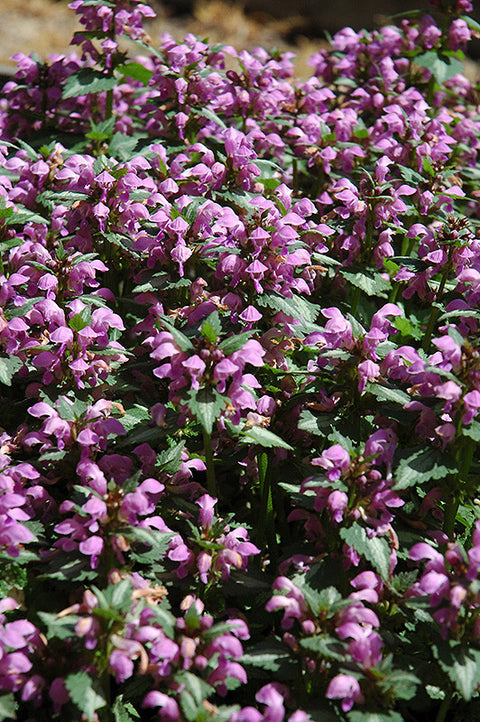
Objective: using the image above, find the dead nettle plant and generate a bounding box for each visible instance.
[1,0,480,720]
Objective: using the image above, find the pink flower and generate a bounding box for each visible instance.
[463,390,480,425]
[326,674,365,712]
[358,359,380,393]
[312,444,350,481]
[197,494,216,529]
[143,691,180,721]
[182,355,206,390]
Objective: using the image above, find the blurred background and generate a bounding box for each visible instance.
[1,0,479,81]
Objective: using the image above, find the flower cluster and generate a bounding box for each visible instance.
[1,0,480,718]
[408,523,480,639]
[0,599,43,704]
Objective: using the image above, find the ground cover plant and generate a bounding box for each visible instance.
[1,0,480,719]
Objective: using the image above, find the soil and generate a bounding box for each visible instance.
[0,0,325,80]
[0,0,478,82]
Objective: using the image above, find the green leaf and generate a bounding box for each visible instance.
[103,231,139,256]
[239,425,293,450]
[184,599,202,631]
[38,611,77,640]
[462,421,480,442]
[353,126,369,139]
[253,159,282,189]
[300,634,345,661]
[334,72,363,86]
[186,387,226,434]
[175,672,212,721]
[201,310,221,339]
[55,395,88,422]
[38,553,95,583]
[218,331,253,355]
[340,526,391,580]
[199,106,227,130]
[113,696,140,721]
[145,604,176,639]
[297,409,332,436]
[435,642,480,701]
[422,156,435,178]
[157,442,185,474]
[65,671,106,722]
[393,315,423,340]
[119,404,151,433]
[257,293,319,327]
[397,165,425,184]
[159,316,194,352]
[379,670,420,701]
[241,639,298,677]
[86,130,111,142]
[464,15,480,34]
[0,694,16,721]
[0,562,27,598]
[394,447,457,490]
[179,197,208,225]
[340,270,390,298]
[349,713,403,722]
[69,311,92,331]
[86,117,115,141]
[126,527,172,564]
[108,133,140,161]
[62,68,118,99]
[439,308,480,323]
[4,296,43,320]
[0,356,22,386]
[390,570,418,594]
[0,237,23,252]
[201,321,218,344]
[109,578,133,612]
[179,689,199,722]
[414,51,463,84]
[365,383,410,406]
[118,61,153,85]
[0,205,14,220]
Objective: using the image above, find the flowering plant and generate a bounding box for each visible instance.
[1,0,480,719]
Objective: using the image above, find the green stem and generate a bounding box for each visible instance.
[435,693,451,722]
[390,234,417,303]
[388,281,399,304]
[257,451,277,562]
[105,87,114,121]
[203,429,216,496]
[99,670,112,722]
[422,267,449,352]
[364,208,374,255]
[257,451,268,547]
[426,74,436,106]
[444,438,475,539]
[350,285,361,317]
[292,159,298,194]
[444,493,459,540]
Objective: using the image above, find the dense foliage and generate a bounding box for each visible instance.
[1,0,480,719]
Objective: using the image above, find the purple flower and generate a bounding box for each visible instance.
[463,390,480,425]
[229,708,263,722]
[78,535,104,568]
[357,359,380,393]
[197,494,216,529]
[256,683,288,722]
[326,674,364,712]
[311,444,350,481]
[143,691,180,721]
[49,677,69,714]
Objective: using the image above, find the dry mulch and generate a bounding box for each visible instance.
[0,0,323,79]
